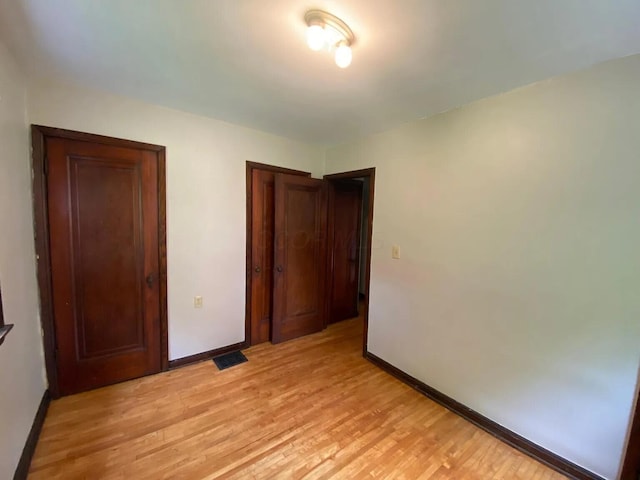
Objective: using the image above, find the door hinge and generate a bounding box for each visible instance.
[43,154,49,176]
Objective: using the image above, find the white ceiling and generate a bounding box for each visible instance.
[1,0,639,145]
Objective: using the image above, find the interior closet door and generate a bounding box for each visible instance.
[46,136,163,395]
[271,174,327,343]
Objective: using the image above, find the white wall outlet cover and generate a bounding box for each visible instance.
[194,296,203,308]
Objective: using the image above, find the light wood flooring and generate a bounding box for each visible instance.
[30,312,566,479]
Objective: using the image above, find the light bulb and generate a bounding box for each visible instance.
[334,43,352,68]
[323,26,341,48]
[306,24,325,51]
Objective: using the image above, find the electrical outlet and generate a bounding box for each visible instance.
[194,296,203,308]
[392,245,400,259]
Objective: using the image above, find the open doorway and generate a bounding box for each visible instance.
[326,179,363,324]
[324,168,375,355]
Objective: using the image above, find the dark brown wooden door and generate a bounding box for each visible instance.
[250,169,275,345]
[272,174,327,343]
[47,137,162,395]
[328,180,363,323]
[621,393,640,480]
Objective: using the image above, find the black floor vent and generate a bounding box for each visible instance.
[213,351,248,370]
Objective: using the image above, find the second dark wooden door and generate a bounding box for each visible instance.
[328,180,363,323]
[272,174,327,343]
[621,393,640,480]
[250,169,275,344]
[47,136,162,395]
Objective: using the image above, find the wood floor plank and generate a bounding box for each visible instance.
[29,312,567,479]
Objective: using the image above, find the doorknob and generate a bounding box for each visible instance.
[145,274,155,288]
[254,266,261,273]
[276,265,283,273]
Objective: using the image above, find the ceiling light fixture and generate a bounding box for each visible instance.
[304,10,355,68]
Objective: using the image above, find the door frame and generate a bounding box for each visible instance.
[245,161,310,346]
[31,125,169,398]
[323,168,375,356]
[620,373,640,479]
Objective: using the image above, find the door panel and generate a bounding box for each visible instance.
[47,137,161,395]
[71,156,145,357]
[329,181,363,323]
[272,174,327,343]
[250,169,275,345]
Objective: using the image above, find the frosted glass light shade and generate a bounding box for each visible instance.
[306,25,325,51]
[334,43,352,68]
[304,10,356,68]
